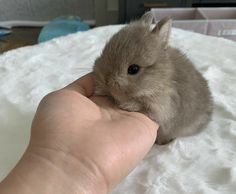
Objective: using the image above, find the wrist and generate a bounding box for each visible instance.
[0,145,108,194]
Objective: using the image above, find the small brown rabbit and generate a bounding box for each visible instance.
[93,12,213,145]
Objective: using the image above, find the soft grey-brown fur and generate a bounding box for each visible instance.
[93,12,213,144]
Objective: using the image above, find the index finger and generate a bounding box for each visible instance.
[63,72,95,97]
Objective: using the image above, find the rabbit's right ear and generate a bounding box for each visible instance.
[140,11,154,26]
[152,17,172,49]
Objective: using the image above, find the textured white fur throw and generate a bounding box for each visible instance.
[0,25,236,194]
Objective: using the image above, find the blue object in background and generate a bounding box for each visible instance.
[38,16,90,43]
[0,28,11,37]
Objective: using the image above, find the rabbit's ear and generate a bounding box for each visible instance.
[152,17,172,49]
[140,11,154,26]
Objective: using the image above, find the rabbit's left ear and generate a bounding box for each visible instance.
[152,18,172,48]
[140,11,154,26]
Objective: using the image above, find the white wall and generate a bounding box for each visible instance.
[0,0,94,21]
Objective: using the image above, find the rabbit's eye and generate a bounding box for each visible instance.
[128,64,140,75]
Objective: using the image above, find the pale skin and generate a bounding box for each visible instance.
[0,73,158,194]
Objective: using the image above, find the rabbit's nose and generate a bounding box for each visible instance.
[107,78,121,89]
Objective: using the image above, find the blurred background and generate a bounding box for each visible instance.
[1,0,236,52]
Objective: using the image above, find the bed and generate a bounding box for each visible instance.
[0,25,236,194]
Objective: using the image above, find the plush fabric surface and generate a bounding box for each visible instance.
[0,25,236,193]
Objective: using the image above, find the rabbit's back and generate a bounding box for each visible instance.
[155,48,213,144]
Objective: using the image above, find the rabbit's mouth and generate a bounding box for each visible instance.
[108,87,144,112]
[114,97,143,112]
[110,87,130,99]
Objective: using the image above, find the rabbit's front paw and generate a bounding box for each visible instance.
[155,128,174,145]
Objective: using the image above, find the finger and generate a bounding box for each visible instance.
[127,112,159,136]
[114,114,158,182]
[115,112,158,149]
[64,72,95,97]
[99,113,158,191]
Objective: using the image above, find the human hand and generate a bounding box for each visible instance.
[0,73,158,194]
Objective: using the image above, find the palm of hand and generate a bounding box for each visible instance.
[29,74,158,192]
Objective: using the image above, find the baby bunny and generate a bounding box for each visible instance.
[93,12,213,145]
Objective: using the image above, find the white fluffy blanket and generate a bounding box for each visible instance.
[0,25,236,194]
